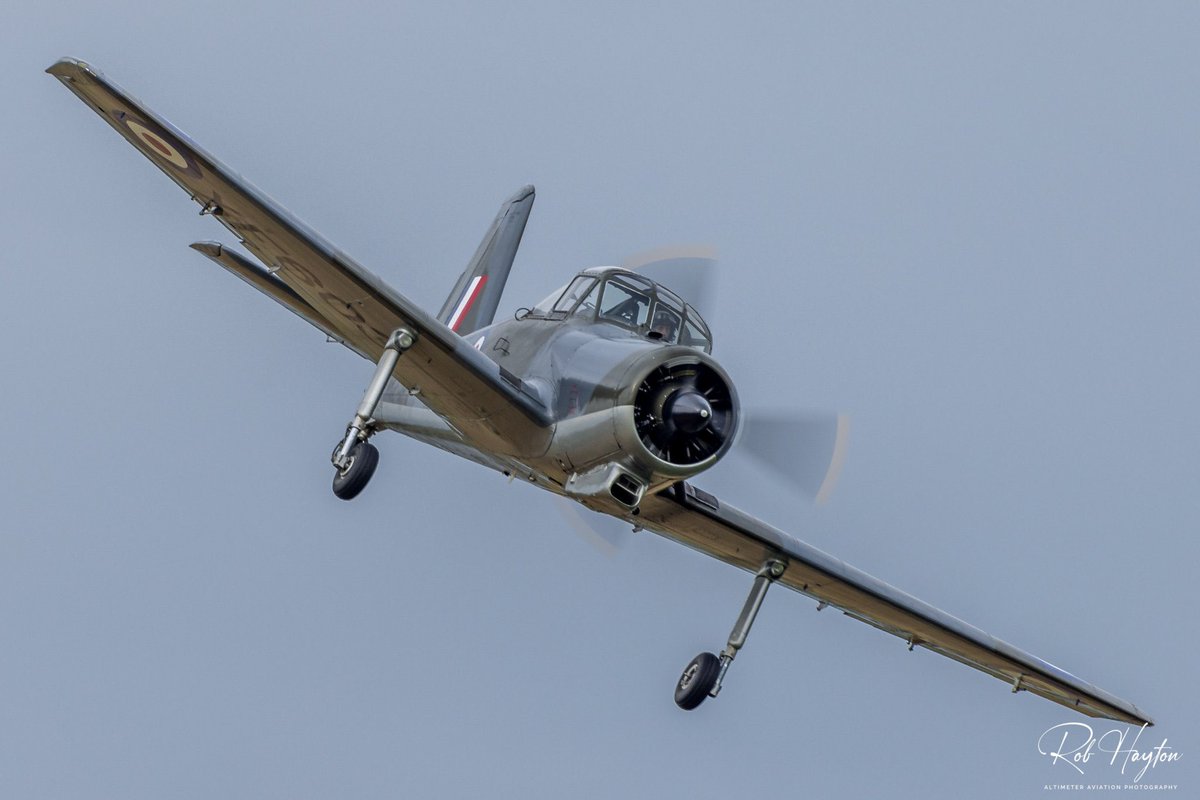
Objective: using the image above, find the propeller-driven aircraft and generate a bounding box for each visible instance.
[48,58,1152,722]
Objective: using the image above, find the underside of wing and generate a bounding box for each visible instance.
[636,483,1153,726]
[47,58,551,458]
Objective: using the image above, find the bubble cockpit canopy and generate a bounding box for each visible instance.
[528,267,713,353]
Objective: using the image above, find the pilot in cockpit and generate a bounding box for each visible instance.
[650,308,679,341]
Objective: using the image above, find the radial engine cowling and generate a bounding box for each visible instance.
[552,347,740,503]
[611,352,740,482]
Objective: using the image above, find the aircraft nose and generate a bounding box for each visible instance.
[665,390,713,434]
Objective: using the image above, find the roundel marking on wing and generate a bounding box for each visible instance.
[125,120,190,170]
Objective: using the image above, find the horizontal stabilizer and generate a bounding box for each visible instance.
[189,241,364,355]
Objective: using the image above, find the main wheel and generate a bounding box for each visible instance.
[674,651,720,710]
[332,441,379,500]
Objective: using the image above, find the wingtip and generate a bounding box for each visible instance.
[507,184,535,204]
[189,241,224,258]
[1108,705,1154,727]
[45,57,94,79]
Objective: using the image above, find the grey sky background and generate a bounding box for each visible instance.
[2,2,1196,797]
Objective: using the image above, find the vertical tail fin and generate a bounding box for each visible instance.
[438,185,535,335]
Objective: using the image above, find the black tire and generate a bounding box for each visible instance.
[674,651,720,710]
[332,442,379,500]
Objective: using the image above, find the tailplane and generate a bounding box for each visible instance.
[438,185,535,334]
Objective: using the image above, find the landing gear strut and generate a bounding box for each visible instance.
[330,327,416,500]
[674,558,787,710]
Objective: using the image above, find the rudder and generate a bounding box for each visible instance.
[438,185,535,335]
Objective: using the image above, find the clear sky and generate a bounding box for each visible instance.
[3,2,1196,797]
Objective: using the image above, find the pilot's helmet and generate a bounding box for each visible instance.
[651,308,679,340]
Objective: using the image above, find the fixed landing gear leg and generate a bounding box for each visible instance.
[330,327,416,500]
[674,558,786,710]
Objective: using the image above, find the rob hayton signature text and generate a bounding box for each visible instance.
[1037,723,1180,783]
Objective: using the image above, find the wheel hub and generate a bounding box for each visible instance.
[679,663,698,689]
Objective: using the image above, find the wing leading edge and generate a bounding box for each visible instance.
[47,58,552,458]
[636,483,1153,726]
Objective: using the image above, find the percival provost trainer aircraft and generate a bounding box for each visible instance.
[49,57,1152,722]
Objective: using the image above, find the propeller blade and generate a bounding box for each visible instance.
[555,496,632,556]
[621,245,717,319]
[735,412,850,504]
[621,244,849,504]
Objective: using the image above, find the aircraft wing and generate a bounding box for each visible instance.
[636,482,1153,726]
[47,58,551,457]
